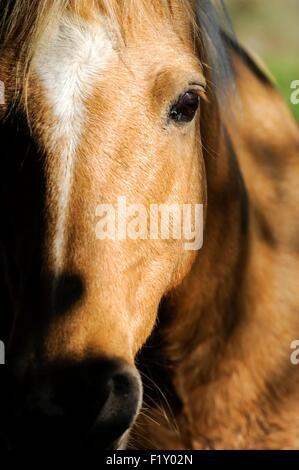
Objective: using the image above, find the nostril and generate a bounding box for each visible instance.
[100,369,142,424]
[85,366,142,449]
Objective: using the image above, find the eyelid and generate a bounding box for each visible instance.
[187,82,207,100]
[188,77,206,89]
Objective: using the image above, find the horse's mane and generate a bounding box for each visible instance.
[0,0,234,104]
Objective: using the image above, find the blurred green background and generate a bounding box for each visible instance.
[226,0,299,122]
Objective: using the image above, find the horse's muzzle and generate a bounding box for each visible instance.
[1,358,142,449]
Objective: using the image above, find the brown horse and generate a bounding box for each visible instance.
[0,0,299,450]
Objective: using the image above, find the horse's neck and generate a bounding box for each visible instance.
[134,108,250,448]
[164,121,250,442]
[162,113,299,450]
[136,100,299,449]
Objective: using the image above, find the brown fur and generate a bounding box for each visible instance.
[131,43,299,450]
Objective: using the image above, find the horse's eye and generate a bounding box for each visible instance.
[169,91,200,124]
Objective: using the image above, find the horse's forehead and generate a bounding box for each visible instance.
[33,14,114,108]
[32,11,197,134]
[31,12,192,272]
[33,11,188,101]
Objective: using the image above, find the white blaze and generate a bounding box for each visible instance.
[33,13,114,272]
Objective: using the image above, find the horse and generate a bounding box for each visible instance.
[0,0,299,450]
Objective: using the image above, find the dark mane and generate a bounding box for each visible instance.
[221,31,273,86]
[196,0,236,101]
